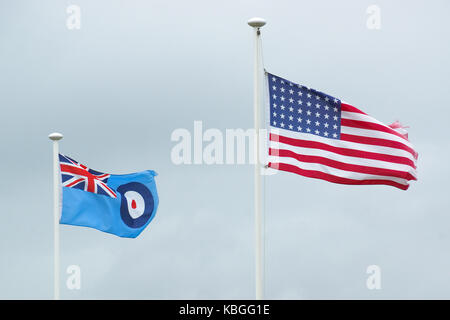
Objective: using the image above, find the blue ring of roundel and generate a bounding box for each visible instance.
[117,182,155,229]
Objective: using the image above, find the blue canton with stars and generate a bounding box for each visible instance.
[268,73,341,140]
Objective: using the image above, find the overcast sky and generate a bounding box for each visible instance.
[0,0,449,299]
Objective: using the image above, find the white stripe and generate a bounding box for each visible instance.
[62,176,79,187]
[270,127,417,165]
[341,111,393,128]
[268,155,409,186]
[62,176,85,187]
[341,111,410,142]
[270,140,417,177]
[97,181,116,197]
[340,125,416,150]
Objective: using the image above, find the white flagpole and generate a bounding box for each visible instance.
[49,132,63,300]
[248,17,266,300]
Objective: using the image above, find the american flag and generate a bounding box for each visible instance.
[266,72,418,190]
[59,154,117,198]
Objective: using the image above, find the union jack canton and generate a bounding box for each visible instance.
[59,154,117,198]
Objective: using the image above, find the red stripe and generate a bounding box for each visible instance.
[86,178,95,193]
[341,103,367,115]
[268,162,409,190]
[341,118,410,142]
[66,178,84,188]
[101,183,117,198]
[270,133,416,169]
[340,133,418,159]
[61,164,97,179]
[270,148,416,181]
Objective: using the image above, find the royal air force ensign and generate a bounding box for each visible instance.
[59,154,159,238]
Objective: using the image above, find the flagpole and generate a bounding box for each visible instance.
[248,17,266,300]
[49,132,63,300]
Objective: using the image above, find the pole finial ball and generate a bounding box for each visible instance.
[48,132,63,141]
[247,17,266,28]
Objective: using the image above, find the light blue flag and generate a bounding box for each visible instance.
[59,154,159,238]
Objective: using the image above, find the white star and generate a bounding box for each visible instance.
[316,103,321,109]
[333,107,338,112]
[298,108,303,113]
[289,115,293,121]
[324,131,329,137]
[324,105,329,111]
[289,107,294,112]
[315,112,320,118]
[272,77,276,82]
[280,114,285,119]
[332,133,337,138]
[307,93,312,98]
[273,121,277,125]
[324,114,329,119]
[298,100,303,105]
[289,98,294,103]
[315,121,320,126]
[289,89,294,94]
[297,126,302,131]
[316,95,320,100]
[281,87,285,93]
[280,122,285,127]
[281,105,285,110]
[272,94,277,99]
[333,98,338,104]
[298,91,303,96]
[272,86,277,90]
[281,80,285,84]
[297,117,302,122]
[306,128,311,132]
[273,112,277,117]
[333,115,338,121]
[307,110,312,116]
[307,102,312,107]
[324,123,329,128]
[306,119,311,125]
[288,124,293,129]
[315,129,320,135]
[273,103,277,108]
[333,124,338,129]
[281,96,285,101]
[325,97,329,102]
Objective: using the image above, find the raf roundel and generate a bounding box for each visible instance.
[117,182,155,229]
